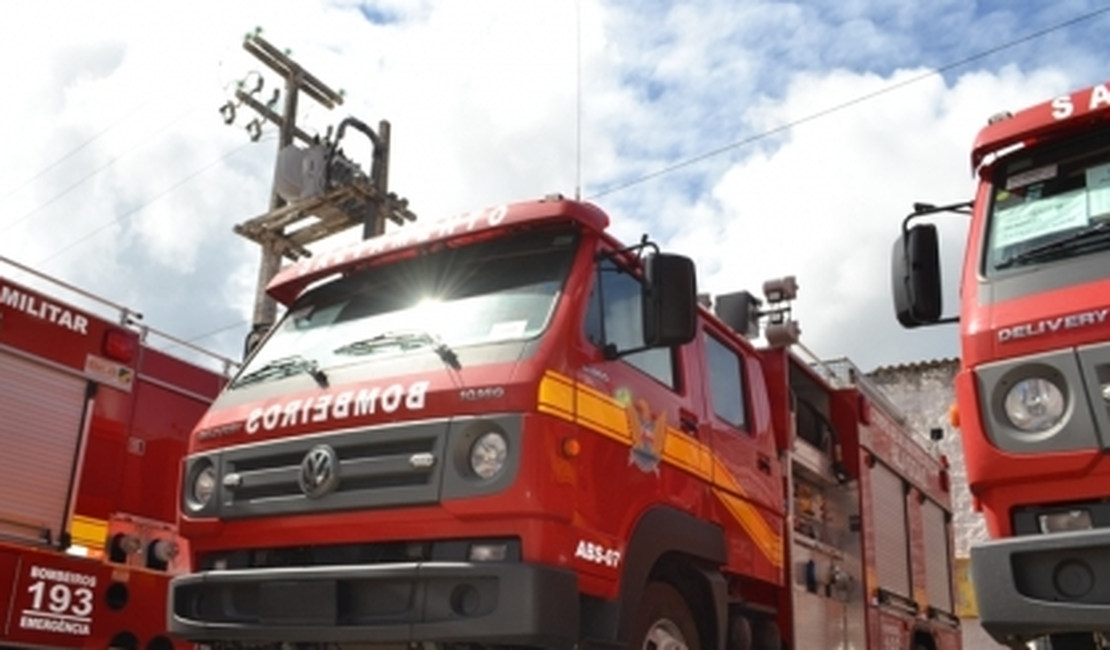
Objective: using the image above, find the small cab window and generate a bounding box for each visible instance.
[704,331,746,430]
[585,258,676,388]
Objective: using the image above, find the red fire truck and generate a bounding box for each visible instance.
[169,196,959,650]
[893,80,1110,649]
[0,255,232,650]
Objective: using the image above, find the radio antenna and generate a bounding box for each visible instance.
[575,0,583,200]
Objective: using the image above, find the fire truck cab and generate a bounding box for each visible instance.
[171,197,957,649]
[893,80,1110,648]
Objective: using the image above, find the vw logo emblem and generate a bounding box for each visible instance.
[298,444,340,498]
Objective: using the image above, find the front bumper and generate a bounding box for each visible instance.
[971,527,1110,644]
[170,561,579,648]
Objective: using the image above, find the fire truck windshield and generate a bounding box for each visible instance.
[232,228,579,388]
[985,132,1110,275]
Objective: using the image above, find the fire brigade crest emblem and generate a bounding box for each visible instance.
[625,397,667,473]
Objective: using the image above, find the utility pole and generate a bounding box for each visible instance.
[220,30,416,352]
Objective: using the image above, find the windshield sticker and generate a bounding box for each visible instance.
[1006,164,1057,190]
[489,320,527,339]
[993,192,1087,249]
[1087,163,1110,219]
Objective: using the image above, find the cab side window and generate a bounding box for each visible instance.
[585,258,676,388]
[704,331,747,430]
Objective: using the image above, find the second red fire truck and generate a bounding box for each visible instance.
[894,79,1110,649]
[0,255,232,650]
[168,196,960,649]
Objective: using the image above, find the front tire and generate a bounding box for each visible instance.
[630,582,701,650]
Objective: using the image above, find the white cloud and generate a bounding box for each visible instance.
[661,64,1080,368]
[1,0,1107,368]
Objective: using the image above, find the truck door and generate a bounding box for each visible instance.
[0,350,91,546]
[700,327,783,582]
[579,254,708,536]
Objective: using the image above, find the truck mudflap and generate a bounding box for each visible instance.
[971,527,1110,644]
[169,561,579,648]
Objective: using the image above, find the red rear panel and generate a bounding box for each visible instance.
[1,260,230,649]
[0,544,176,649]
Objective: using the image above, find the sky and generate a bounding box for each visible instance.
[2,0,1110,374]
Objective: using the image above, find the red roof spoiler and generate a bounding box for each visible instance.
[972,81,1110,170]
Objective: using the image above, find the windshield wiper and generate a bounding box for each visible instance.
[233,354,329,389]
[334,329,461,370]
[997,221,1110,270]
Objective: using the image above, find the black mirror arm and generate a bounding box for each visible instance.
[603,342,660,361]
[901,200,974,234]
[595,234,660,264]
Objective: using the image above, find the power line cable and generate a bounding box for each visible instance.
[5,55,258,217]
[35,139,263,267]
[589,4,1110,199]
[167,318,253,364]
[0,99,155,204]
[5,103,206,231]
[185,319,249,344]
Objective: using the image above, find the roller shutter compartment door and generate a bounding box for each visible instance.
[0,351,89,545]
[870,462,911,599]
[922,498,954,613]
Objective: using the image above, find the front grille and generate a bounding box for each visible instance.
[216,421,448,519]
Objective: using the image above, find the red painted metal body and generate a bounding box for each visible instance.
[960,82,1110,535]
[939,80,1110,643]
[172,198,956,649]
[0,257,230,650]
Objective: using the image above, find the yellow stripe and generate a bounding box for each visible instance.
[538,370,781,568]
[706,456,785,567]
[576,382,633,444]
[709,455,748,494]
[663,428,713,477]
[713,488,784,568]
[537,371,576,420]
[70,515,108,549]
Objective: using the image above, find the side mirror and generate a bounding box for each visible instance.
[892,224,943,327]
[642,253,697,347]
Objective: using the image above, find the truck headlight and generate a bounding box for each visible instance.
[469,431,508,479]
[187,462,217,511]
[1004,377,1065,432]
